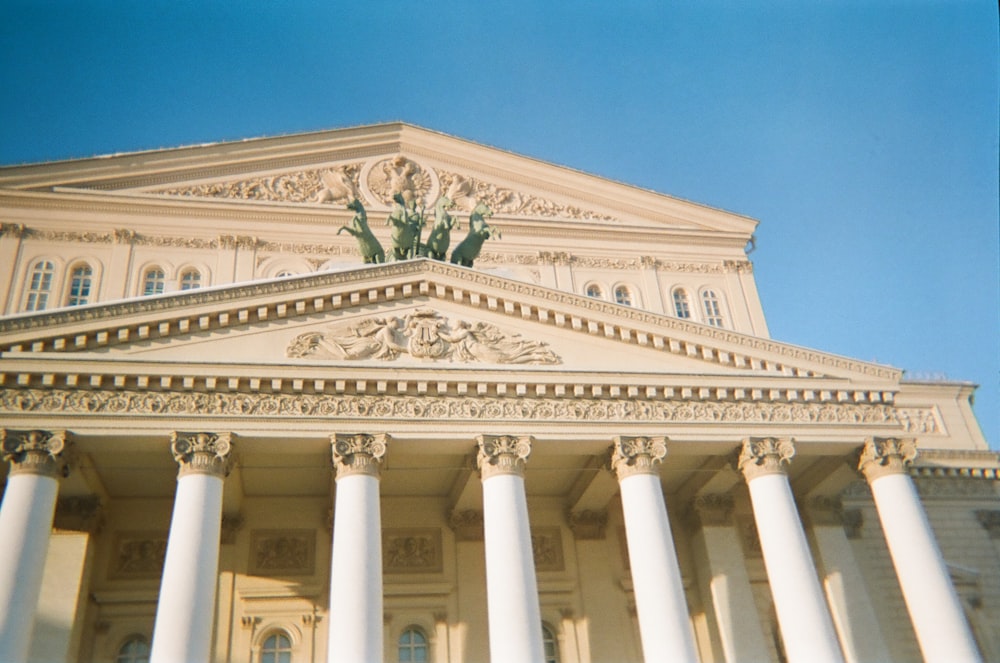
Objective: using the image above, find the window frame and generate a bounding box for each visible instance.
[397,624,430,663]
[700,287,726,327]
[24,259,57,312]
[65,262,95,307]
[178,268,202,291]
[141,267,166,297]
[114,634,151,663]
[584,282,605,300]
[672,287,692,319]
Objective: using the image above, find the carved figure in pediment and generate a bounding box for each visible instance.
[386,193,426,260]
[444,174,477,210]
[420,195,460,260]
[337,199,385,263]
[314,165,360,204]
[450,203,499,267]
[368,156,432,206]
[444,320,560,364]
[286,317,405,360]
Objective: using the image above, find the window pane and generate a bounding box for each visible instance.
[143,269,165,296]
[673,289,691,318]
[180,269,201,290]
[116,637,150,663]
[585,284,602,299]
[702,290,724,327]
[67,265,93,306]
[614,286,632,306]
[25,261,55,311]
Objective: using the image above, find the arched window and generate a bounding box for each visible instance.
[397,626,429,662]
[585,283,604,299]
[25,260,55,311]
[115,636,150,663]
[275,270,295,278]
[66,264,93,306]
[142,268,166,296]
[542,624,560,663]
[614,285,633,306]
[701,289,725,327]
[672,288,691,319]
[259,631,293,663]
[179,269,202,290]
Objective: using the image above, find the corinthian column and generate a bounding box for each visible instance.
[328,433,388,663]
[737,438,844,663]
[611,436,698,663]
[477,434,545,663]
[0,430,67,663]
[150,432,233,663]
[859,438,981,663]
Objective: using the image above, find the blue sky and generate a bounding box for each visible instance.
[2,1,998,446]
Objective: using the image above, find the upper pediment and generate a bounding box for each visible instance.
[0,123,755,236]
[0,259,898,386]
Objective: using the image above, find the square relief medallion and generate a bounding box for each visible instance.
[109,532,168,579]
[531,527,565,572]
[383,528,443,574]
[249,529,316,576]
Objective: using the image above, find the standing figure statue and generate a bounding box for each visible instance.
[386,193,426,260]
[337,199,385,264]
[450,202,499,267]
[421,195,460,260]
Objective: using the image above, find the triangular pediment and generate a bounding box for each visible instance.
[0,260,900,387]
[0,123,755,235]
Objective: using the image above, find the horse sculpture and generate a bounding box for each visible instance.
[450,202,499,267]
[421,195,460,260]
[386,193,425,260]
[337,199,385,264]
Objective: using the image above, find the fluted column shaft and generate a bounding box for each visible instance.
[328,433,388,663]
[738,438,844,663]
[477,435,544,663]
[860,438,981,663]
[150,432,233,663]
[612,436,698,663]
[0,430,66,663]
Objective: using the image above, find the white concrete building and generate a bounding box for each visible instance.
[0,123,997,663]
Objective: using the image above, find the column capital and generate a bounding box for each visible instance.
[170,431,234,478]
[858,437,917,482]
[1,429,67,478]
[609,435,667,480]
[476,434,532,480]
[331,433,388,479]
[737,437,794,482]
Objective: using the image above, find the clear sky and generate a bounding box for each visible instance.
[2,1,998,447]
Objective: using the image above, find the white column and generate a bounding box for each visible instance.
[859,437,982,663]
[0,430,67,663]
[689,494,770,663]
[738,437,844,663]
[327,433,388,663]
[611,436,698,663]
[150,432,233,663]
[477,434,545,663]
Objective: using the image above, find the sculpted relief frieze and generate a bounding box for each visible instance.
[286,309,561,364]
[157,164,363,205]
[1,387,905,426]
[436,171,618,221]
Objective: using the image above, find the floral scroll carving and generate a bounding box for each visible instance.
[249,530,316,576]
[157,165,363,204]
[1,429,67,478]
[383,529,443,573]
[610,435,667,480]
[477,434,533,479]
[331,433,388,478]
[286,308,561,365]
[170,431,234,478]
[437,171,618,221]
[737,437,795,481]
[858,437,918,482]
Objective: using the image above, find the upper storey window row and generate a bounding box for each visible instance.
[18,259,206,312]
[585,282,641,309]
[584,280,730,328]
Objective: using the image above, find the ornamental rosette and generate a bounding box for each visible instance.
[170,432,233,478]
[609,435,668,480]
[858,437,917,482]
[331,433,389,479]
[476,434,532,479]
[737,437,795,481]
[1,429,67,477]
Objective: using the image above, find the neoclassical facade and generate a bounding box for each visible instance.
[0,123,997,663]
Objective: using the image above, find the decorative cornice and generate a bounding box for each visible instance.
[912,477,999,500]
[0,259,901,381]
[476,434,532,479]
[609,435,667,480]
[567,510,608,540]
[976,511,1000,539]
[858,437,917,483]
[1,429,67,478]
[688,493,735,528]
[170,431,234,478]
[331,433,388,479]
[737,437,794,482]
[0,387,905,427]
[0,222,26,238]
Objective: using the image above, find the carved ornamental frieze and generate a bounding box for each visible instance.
[437,171,618,220]
[331,433,388,479]
[170,431,234,478]
[286,309,561,364]
[477,434,532,479]
[249,529,316,576]
[610,435,667,480]
[383,529,443,573]
[858,437,918,482]
[157,164,363,204]
[110,533,168,579]
[1,429,67,478]
[737,437,795,481]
